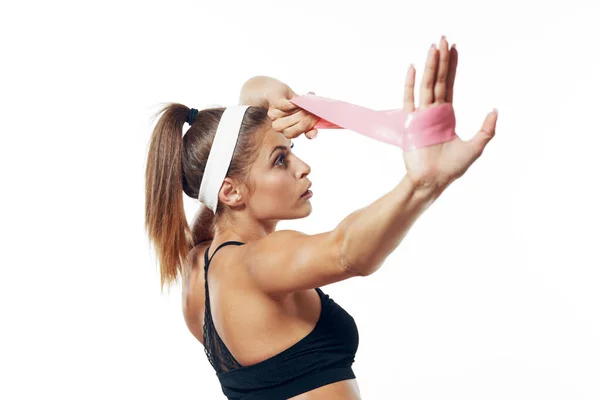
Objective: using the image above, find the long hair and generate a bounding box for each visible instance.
[144,103,268,290]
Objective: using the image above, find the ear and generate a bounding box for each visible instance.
[218,178,245,208]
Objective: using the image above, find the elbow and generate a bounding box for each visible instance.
[339,239,381,277]
[333,214,371,277]
[240,76,272,93]
[339,251,359,276]
[341,256,376,277]
[335,233,371,278]
[239,76,271,108]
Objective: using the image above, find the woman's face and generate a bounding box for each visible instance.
[244,126,313,221]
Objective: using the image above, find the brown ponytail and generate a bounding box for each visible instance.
[144,103,269,290]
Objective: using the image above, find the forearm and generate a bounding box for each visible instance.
[336,175,441,276]
[238,75,290,107]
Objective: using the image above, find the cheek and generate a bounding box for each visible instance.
[258,172,294,199]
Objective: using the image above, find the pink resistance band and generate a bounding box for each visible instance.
[290,94,458,151]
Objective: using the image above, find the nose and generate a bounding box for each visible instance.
[295,156,311,180]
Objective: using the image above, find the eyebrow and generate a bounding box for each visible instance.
[269,142,294,158]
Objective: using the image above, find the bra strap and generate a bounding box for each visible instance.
[204,241,245,272]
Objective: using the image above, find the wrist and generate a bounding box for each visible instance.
[402,173,444,204]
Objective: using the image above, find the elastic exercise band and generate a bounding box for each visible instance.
[290,94,457,151]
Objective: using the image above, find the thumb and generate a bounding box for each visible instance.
[469,109,498,158]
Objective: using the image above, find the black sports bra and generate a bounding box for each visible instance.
[202,241,360,399]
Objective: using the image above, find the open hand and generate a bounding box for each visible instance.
[403,36,498,193]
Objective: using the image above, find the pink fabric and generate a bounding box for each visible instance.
[290,94,457,151]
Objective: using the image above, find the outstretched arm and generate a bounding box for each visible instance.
[237,36,497,294]
[241,175,440,295]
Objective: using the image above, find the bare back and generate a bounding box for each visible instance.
[182,241,361,399]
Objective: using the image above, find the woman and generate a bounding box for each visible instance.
[144,36,498,399]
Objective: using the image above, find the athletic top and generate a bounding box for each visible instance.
[202,241,360,399]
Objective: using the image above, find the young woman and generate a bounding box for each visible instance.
[144,36,498,399]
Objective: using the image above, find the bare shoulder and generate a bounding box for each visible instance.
[182,240,256,318]
[236,229,355,295]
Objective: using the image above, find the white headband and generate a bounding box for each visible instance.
[198,105,250,213]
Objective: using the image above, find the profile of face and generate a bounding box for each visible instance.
[224,125,313,222]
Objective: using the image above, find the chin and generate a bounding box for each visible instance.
[299,202,313,218]
[288,202,313,220]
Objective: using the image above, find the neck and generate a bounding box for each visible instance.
[213,210,279,244]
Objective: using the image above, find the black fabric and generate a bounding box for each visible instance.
[203,241,360,400]
[187,108,199,125]
[203,241,246,372]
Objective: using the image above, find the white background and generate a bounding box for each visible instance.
[2,0,599,399]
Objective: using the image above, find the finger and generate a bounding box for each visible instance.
[268,107,297,121]
[446,44,458,103]
[270,97,298,112]
[282,120,308,139]
[272,110,304,132]
[434,36,450,104]
[469,109,498,159]
[404,64,416,112]
[305,128,318,139]
[419,44,439,108]
[281,114,314,139]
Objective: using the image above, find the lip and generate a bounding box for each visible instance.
[301,190,313,199]
[301,183,312,198]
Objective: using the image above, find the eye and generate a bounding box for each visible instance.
[275,153,287,167]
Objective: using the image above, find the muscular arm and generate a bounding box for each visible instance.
[242,176,442,294]
[336,176,441,276]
